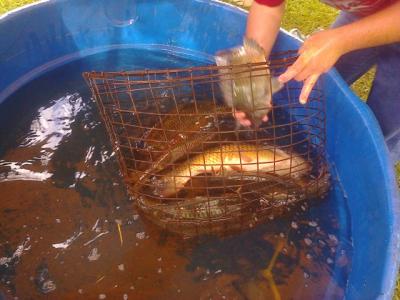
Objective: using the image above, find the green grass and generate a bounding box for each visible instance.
[2,0,400,297]
[0,0,38,14]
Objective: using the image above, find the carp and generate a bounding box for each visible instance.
[154,143,310,197]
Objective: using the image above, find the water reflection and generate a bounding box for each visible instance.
[103,0,138,27]
[0,93,84,182]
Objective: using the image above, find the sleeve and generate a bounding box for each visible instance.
[254,0,285,7]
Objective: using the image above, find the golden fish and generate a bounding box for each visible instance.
[215,38,283,127]
[154,143,311,197]
[131,101,231,188]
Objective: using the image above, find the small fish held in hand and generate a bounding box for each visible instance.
[215,38,283,127]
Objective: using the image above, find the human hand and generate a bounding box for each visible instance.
[278,29,344,104]
[233,109,269,127]
[232,76,283,127]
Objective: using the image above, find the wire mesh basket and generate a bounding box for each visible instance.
[83,50,330,237]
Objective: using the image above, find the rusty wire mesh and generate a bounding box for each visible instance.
[83,50,330,237]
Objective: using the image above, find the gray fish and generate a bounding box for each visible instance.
[215,38,283,127]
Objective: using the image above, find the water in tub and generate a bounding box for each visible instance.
[0,47,351,299]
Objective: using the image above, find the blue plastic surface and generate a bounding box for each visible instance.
[0,0,399,298]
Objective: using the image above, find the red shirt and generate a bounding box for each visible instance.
[255,0,394,16]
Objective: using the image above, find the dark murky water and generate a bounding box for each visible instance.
[0,48,351,299]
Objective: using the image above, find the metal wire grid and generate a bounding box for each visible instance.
[84,50,329,237]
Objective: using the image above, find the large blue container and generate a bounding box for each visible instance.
[1,0,399,298]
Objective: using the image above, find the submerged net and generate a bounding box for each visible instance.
[83,50,330,237]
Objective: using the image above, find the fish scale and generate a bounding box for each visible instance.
[130,101,232,189]
[155,143,311,197]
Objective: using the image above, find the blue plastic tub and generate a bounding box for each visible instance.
[1,0,399,298]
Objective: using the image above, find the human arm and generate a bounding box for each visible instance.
[278,0,400,103]
[235,0,285,127]
[246,1,285,56]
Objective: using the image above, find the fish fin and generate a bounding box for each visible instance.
[230,165,242,172]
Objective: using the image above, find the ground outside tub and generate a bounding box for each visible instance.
[0,0,399,299]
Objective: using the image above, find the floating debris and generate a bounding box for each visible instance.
[304,238,312,246]
[34,263,56,294]
[96,276,105,284]
[56,219,61,224]
[84,231,109,246]
[308,221,318,227]
[78,289,83,294]
[133,214,139,221]
[328,234,339,245]
[291,222,298,229]
[116,220,123,246]
[85,146,95,162]
[123,294,128,300]
[99,294,106,299]
[326,258,334,264]
[118,264,125,271]
[0,237,31,267]
[52,228,83,249]
[136,232,145,240]
[92,219,100,231]
[88,248,101,261]
[157,268,162,274]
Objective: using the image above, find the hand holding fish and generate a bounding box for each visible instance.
[215,38,283,128]
[279,29,344,104]
[232,96,271,127]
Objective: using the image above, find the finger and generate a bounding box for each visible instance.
[294,67,313,82]
[234,111,246,119]
[299,74,320,104]
[298,44,307,55]
[233,111,252,127]
[278,55,308,83]
[240,119,252,127]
